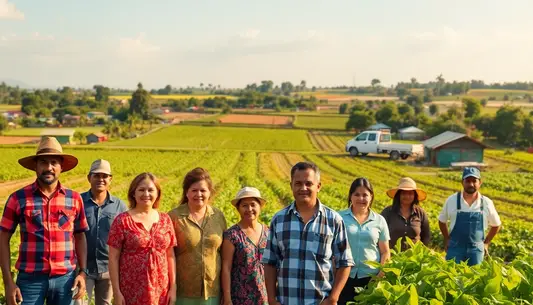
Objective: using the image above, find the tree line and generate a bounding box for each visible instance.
[343,96,533,148]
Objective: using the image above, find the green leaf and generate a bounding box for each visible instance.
[503,266,522,290]
[483,273,502,296]
[383,267,402,277]
[435,287,446,301]
[429,300,444,305]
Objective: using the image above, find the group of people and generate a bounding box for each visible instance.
[0,137,502,305]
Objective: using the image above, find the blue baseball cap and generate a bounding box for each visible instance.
[462,167,481,180]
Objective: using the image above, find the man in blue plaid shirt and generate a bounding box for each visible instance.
[262,161,354,305]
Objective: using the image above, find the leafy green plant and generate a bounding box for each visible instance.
[351,239,533,304]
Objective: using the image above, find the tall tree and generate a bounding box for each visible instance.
[492,105,526,145]
[410,77,417,89]
[346,111,375,132]
[371,79,381,88]
[129,82,151,120]
[462,97,482,118]
[429,104,439,116]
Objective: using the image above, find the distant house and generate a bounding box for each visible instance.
[367,123,391,132]
[87,111,106,120]
[3,111,27,121]
[398,126,425,140]
[63,115,81,127]
[40,129,75,145]
[86,132,108,144]
[151,107,171,115]
[423,131,489,167]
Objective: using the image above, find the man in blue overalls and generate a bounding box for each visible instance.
[438,167,502,266]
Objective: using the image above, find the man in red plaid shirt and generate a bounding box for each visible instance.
[0,137,89,305]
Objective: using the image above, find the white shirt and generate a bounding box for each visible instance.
[438,192,502,233]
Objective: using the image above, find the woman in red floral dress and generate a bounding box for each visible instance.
[108,173,177,305]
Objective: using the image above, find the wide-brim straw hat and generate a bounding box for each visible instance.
[386,177,427,201]
[18,136,78,172]
[231,186,266,207]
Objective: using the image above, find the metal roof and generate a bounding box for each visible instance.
[40,129,75,136]
[368,123,391,130]
[399,126,425,133]
[423,131,466,149]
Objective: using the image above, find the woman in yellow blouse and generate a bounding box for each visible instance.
[168,167,227,305]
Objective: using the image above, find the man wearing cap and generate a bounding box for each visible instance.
[0,136,89,305]
[77,159,127,305]
[438,167,502,266]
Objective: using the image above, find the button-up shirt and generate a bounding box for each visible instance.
[0,181,89,276]
[168,204,227,300]
[339,209,389,279]
[81,190,128,275]
[438,192,501,232]
[261,200,354,305]
[381,205,430,251]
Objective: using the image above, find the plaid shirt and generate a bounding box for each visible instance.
[261,200,354,305]
[0,181,89,276]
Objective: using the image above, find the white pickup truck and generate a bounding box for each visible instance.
[345,130,424,160]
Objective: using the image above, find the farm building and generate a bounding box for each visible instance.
[368,123,391,132]
[423,131,488,167]
[63,115,81,127]
[398,126,425,140]
[87,111,106,119]
[40,129,75,145]
[86,132,108,144]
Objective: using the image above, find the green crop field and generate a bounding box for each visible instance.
[0,104,20,112]
[102,125,316,151]
[1,125,533,304]
[2,127,104,137]
[293,115,348,130]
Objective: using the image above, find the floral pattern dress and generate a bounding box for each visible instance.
[224,224,269,305]
[107,212,177,305]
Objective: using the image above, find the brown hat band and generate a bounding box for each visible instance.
[36,148,62,154]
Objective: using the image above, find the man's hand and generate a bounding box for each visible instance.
[443,238,449,252]
[5,281,22,305]
[320,297,338,305]
[71,273,86,300]
[484,243,490,256]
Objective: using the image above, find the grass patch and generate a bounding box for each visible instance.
[103,125,316,151]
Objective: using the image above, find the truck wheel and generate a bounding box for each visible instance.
[349,147,359,157]
[361,153,369,157]
[390,151,400,160]
[400,154,409,160]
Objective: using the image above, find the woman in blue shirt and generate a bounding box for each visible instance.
[338,178,391,305]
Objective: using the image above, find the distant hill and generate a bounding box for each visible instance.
[0,78,33,89]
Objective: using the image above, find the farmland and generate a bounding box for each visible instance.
[217,114,292,126]
[1,125,533,304]
[109,94,236,101]
[2,127,104,137]
[102,125,316,151]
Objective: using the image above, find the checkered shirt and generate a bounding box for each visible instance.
[0,181,89,276]
[261,200,354,305]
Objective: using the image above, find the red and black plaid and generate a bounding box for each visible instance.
[0,180,89,276]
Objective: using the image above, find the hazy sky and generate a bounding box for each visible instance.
[1,0,532,89]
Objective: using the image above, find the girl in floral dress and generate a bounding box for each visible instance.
[221,187,269,305]
[108,173,177,305]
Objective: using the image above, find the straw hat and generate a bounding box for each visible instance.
[386,177,427,201]
[18,136,78,172]
[231,187,266,207]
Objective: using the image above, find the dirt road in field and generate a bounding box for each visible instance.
[0,136,40,144]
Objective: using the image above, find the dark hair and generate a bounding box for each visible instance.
[127,172,161,209]
[179,167,214,205]
[347,178,374,208]
[290,161,321,182]
[392,190,420,213]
